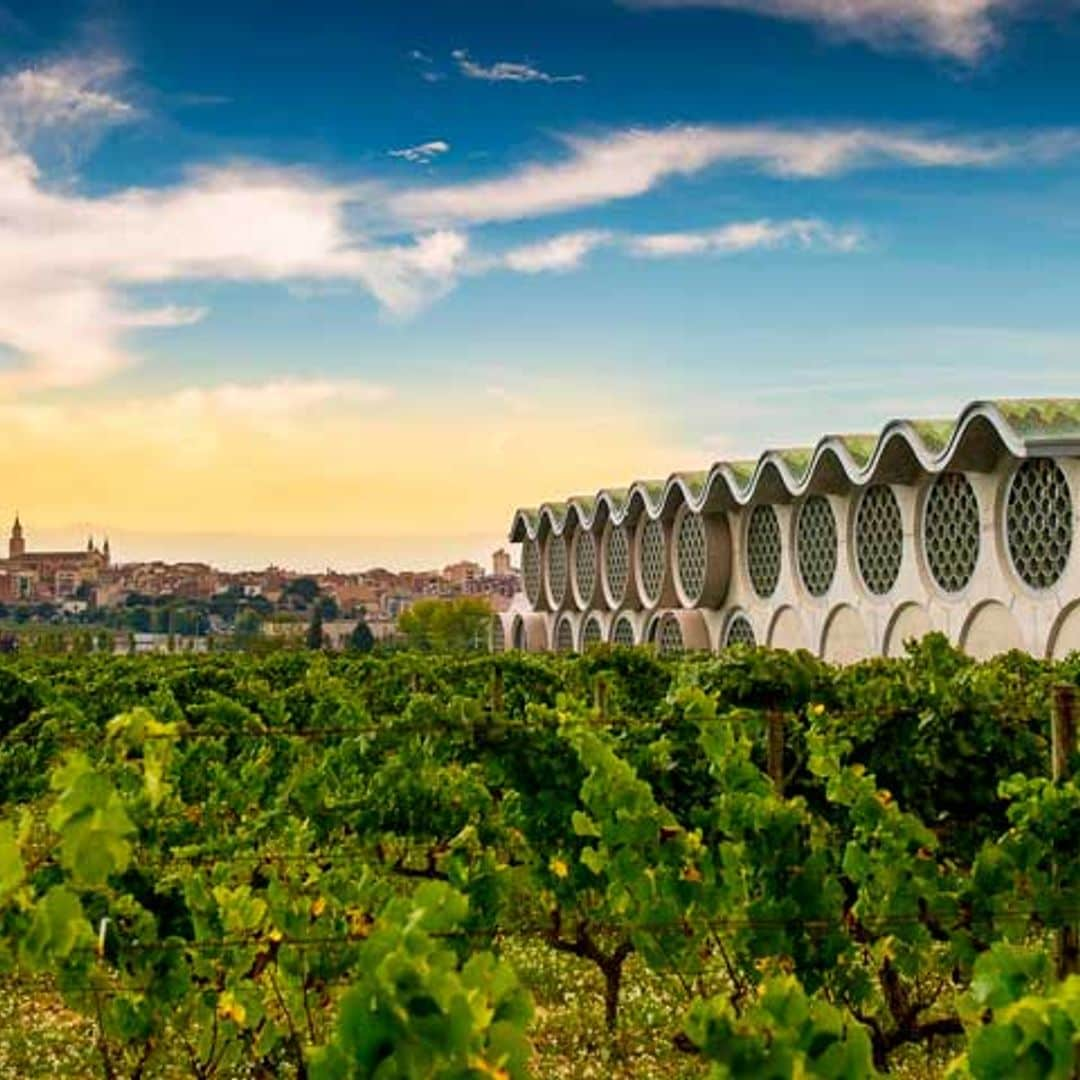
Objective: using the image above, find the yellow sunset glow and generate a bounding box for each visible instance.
[0,379,697,565]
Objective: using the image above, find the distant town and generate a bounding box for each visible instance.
[0,516,520,652]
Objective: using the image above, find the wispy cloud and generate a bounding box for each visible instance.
[391,123,1078,226]
[498,230,612,273]
[482,219,861,274]
[0,53,135,162]
[168,377,392,418]
[626,218,863,257]
[388,139,450,164]
[408,48,446,82]
[0,138,469,391]
[2,50,1074,399]
[620,0,1018,62]
[451,48,585,84]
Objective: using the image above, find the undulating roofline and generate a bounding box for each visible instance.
[508,398,1080,541]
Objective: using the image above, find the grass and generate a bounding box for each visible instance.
[0,982,97,1078]
[0,942,963,1079]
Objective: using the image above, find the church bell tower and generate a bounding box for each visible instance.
[9,515,24,559]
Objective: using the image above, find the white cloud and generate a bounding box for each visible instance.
[0,55,134,152]
[388,139,450,164]
[0,144,469,391]
[499,230,612,273]
[477,220,861,276]
[391,123,1076,226]
[626,218,863,256]
[451,49,585,83]
[167,377,392,418]
[621,0,1018,61]
[1,51,1075,398]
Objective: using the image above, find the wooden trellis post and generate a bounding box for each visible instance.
[767,709,785,796]
[491,664,504,719]
[1052,684,1078,978]
[593,675,609,725]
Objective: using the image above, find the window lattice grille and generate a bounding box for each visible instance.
[491,617,505,653]
[574,530,598,603]
[747,505,782,598]
[555,617,574,652]
[1006,459,1073,590]
[725,613,756,648]
[546,535,568,606]
[797,496,838,597]
[676,512,708,603]
[639,518,666,605]
[924,473,980,594]
[612,616,635,646]
[522,540,541,607]
[856,485,904,596]
[605,525,631,605]
[657,617,684,655]
[582,616,603,650]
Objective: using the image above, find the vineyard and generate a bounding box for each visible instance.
[0,637,1078,1078]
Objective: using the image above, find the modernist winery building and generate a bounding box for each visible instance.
[493,399,1080,661]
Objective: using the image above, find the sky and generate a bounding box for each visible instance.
[2,0,1080,570]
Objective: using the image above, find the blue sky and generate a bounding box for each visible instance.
[1,0,1080,568]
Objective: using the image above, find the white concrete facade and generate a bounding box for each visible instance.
[495,401,1080,661]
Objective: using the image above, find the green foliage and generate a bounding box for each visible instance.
[311,883,532,1080]
[308,605,326,650]
[398,598,493,653]
[948,947,1080,1079]
[347,617,375,653]
[686,976,878,1078]
[0,641,1075,1076]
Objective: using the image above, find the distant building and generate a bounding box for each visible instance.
[492,548,512,576]
[442,560,484,587]
[0,516,110,601]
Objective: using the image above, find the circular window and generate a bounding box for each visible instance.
[747,505,782,599]
[638,518,667,606]
[676,512,708,604]
[1006,459,1073,590]
[924,472,980,594]
[491,617,505,653]
[797,496,838,597]
[546,535,568,607]
[522,540,542,607]
[581,615,603,650]
[512,617,526,651]
[856,485,904,596]
[657,616,683,655]
[612,615,636,646]
[725,613,756,648]
[555,617,574,652]
[604,524,631,606]
[573,530,598,605]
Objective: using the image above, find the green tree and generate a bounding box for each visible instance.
[307,605,325,650]
[397,597,492,653]
[347,617,375,653]
[233,609,263,650]
[317,593,340,620]
[283,576,320,609]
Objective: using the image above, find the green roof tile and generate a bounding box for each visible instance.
[993,398,1080,440]
[834,434,878,468]
[510,398,1080,538]
[909,419,955,454]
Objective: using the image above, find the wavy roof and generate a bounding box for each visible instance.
[509,398,1080,541]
